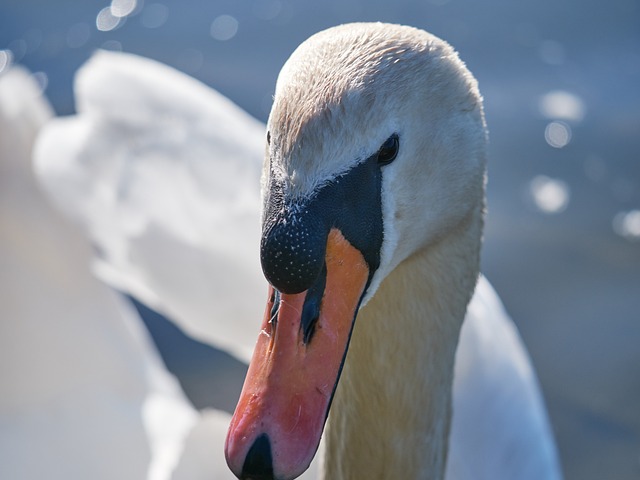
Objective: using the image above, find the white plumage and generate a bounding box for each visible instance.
[0,66,198,480]
[27,24,561,480]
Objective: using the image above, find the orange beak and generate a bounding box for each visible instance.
[225,228,369,479]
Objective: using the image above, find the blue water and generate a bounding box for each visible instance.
[2,1,639,478]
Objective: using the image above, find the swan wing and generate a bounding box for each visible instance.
[34,51,267,362]
[0,65,197,480]
[446,275,563,480]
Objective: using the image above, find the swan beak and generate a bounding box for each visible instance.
[225,228,369,479]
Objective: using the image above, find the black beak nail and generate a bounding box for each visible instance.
[241,434,274,480]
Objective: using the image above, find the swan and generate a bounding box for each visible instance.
[225,23,563,480]
[33,23,562,480]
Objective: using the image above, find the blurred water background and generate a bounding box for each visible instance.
[1,1,639,479]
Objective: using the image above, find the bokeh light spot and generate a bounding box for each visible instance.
[96,6,123,32]
[613,210,640,241]
[545,121,571,148]
[539,90,585,122]
[102,40,123,51]
[141,3,169,28]
[529,175,570,214]
[210,15,239,41]
[0,50,12,74]
[111,0,137,18]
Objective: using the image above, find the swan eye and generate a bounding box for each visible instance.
[267,131,271,145]
[376,133,399,165]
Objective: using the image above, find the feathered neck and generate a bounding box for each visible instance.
[322,203,483,479]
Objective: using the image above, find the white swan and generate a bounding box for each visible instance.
[225,23,562,480]
[34,23,562,480]
[0,66,205,479]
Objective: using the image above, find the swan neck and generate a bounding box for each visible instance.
[322,207,483,480]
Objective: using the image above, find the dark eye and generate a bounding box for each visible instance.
[377,133,399,165]
[267,131,271,145]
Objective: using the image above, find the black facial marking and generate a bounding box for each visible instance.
[261,151,385,296]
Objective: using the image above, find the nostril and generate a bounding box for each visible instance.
[300,263,326,344]
[241,434,274,480]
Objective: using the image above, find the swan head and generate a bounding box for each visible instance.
[226,23,487,479]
